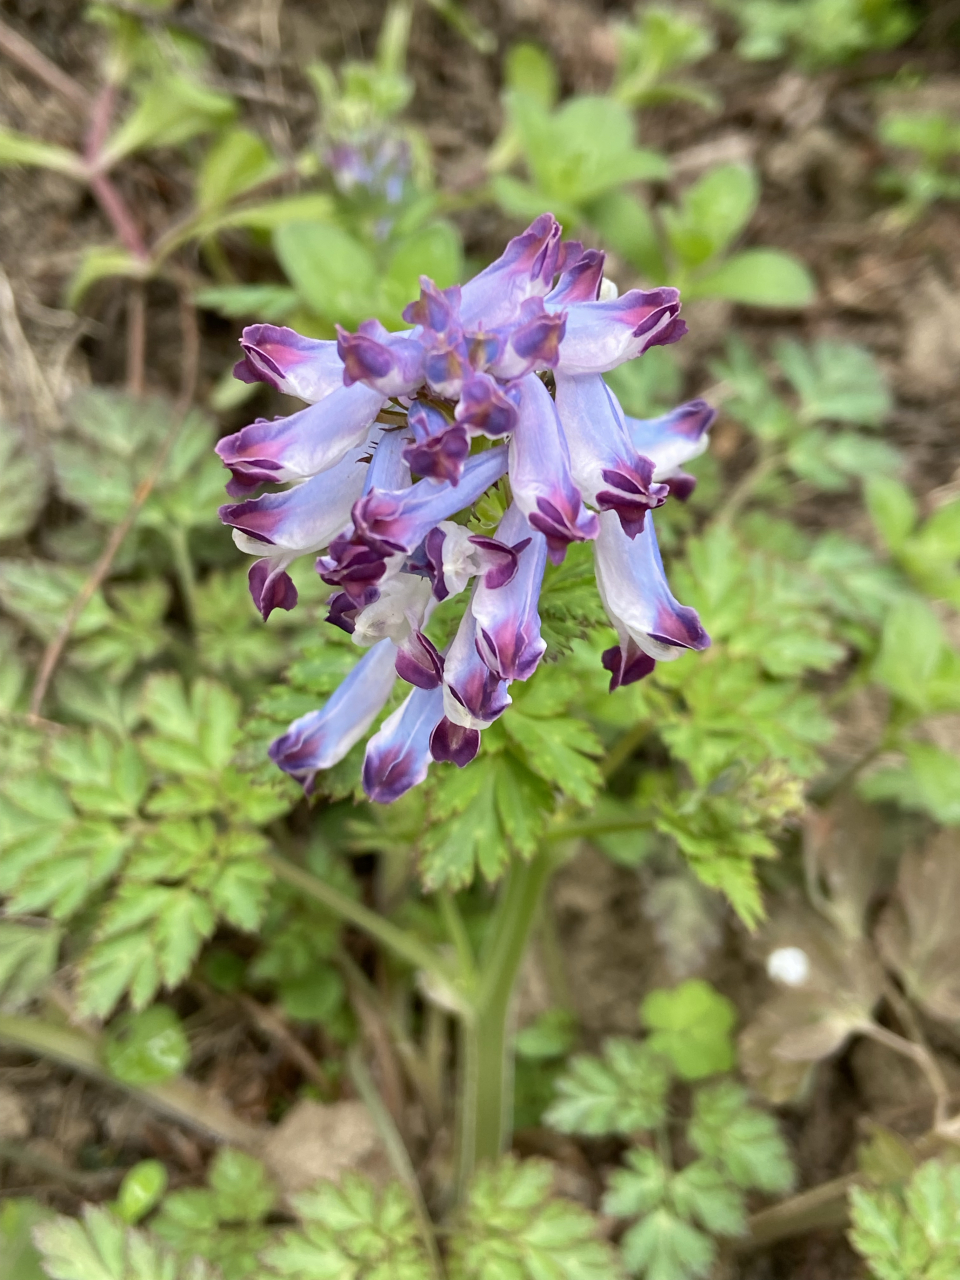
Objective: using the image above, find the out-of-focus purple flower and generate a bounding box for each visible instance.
[218,213,715,801]
[555,372,669,537]
[594,510,709,687]
[216,384,384,494]
[269,637,398,791]
[508,373,599,564]
[363,684,446,804]
[626,399,715,500]
[472,504,546,682]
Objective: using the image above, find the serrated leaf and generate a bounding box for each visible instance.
[619,1208,714,1280]
[0,420,47,540]
[777,339,890,427]
[34,1205,219,1280]
[687,1081,794,1194]
[545,1039,670,1136]
[0,127,81,174]
[0,921,60,1010]
[0,559,112,641]
[448,1155,620,1280]
[0,1197,54,1280]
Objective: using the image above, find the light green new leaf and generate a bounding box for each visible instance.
[274,221,377,326]
[640,980,736,1080]
[194,283,298,322]
[449,1156,620,1280]
[619,1208,714,1280]
[689,249,815,308]
[0,1197,54,1280]
[102,73,235,165]
[34,1205,218,1280]
[196,128,276,212]
[0,921,61,1010]
[102,1004,190,1086]
[545,1038,670,1136]
[263,1174,433,1280]
[663,165,758,268]
[777,339,890,427]
[849,1159,960,1280]
[67,247,145,309]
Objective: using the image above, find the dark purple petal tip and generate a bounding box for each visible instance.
[602,640,656,691]
[429,717,481,767]
[249,560,298,621]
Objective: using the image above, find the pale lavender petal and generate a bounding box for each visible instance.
[554,288,686,375]
[593,510,709,662]
[454,373,521,438]
[352,445,508,557]
[625,399,715,480]
[234,324,344,402]
[488,300,567,380]
[555,373,668,537]
[219,445,367,555]
[402,278,462,337]
[442,601,512,732]
[472,504,547,682]
[269,637,398,791]
[459,214,562,328]
[508,374,599,564]
[215,383,384,492]
[363,684,446,803]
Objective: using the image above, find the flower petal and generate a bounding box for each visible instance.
[472,504,547,682]
[545,248,605,305]
[459,214,562,328]
[363,684,446,803]
[215,383,384,492]
[405,400,470,484]
[454,373,520,438]
[269,637,398,791]
[248,558,298,621]
[219,445,368,555]
[554,287,686,375]
[594,509,709,661]
[336,319,425,397]
[508,373,599,564]
[352,445,509,557]
[625,399,715,480]
[429,716,480,767]
[234,324,344,402]
[442,601,512,731]
[395,629,445,689]
[488,300,567,380]
[601,637,657,691]
[555,372,668,536]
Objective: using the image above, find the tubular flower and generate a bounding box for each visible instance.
[216,215,712,803]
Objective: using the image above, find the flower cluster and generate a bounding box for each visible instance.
[216,215,712,803]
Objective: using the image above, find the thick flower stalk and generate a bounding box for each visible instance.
[216,215,712,803]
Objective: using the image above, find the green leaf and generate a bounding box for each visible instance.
[849,1159,960,1280]
[873,597,950,712]
[66,247,145,309]
[689,248,816,308]
[448,1155,620,1280]
[194,283,298,321]
[0,921,61,1010]
[687,1081,794,1194]
[116,1161,169,1225]
[860,742,960,825]
[777,339,890,427]
[0,420,47,541]
[196,128,276,211]
[503,42,558,107]
[515,1009,577,1060]
[274,221,377,326]
[0,1198,54,1280]
[102,73,236,164]
[384,221,462,317]
[0,559,112,641]
[213,192,335,231]
[663,164,757,268]
[0,127,80,174]
[102,1004,190,1085]
[640,980,736,1080]
[263,1174,434,1279]
[34,1205,219,1280]
[208,1149,276,1224]
[545,1039,670,1136]
[619,1208,714,1280]
[587,189,667,282]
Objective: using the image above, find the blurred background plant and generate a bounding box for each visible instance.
[1,0,960,1277]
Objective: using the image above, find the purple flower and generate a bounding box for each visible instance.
[218,214,715,802]
[594,511,709,686]
[351,446,508,557]
[215,384,385,494]
[472,504,546,682]
[626,399,715,500]
[362,684,446,804]
[552,287,686,376]
[269,637,398,792]
[233,325,345,402]
[555,372,669,537]
[508,373,599,564]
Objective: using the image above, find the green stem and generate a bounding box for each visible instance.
[455,848,552,1197]
[165,525,198,628]
[265,852,458,989]
[439,890,476,981]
